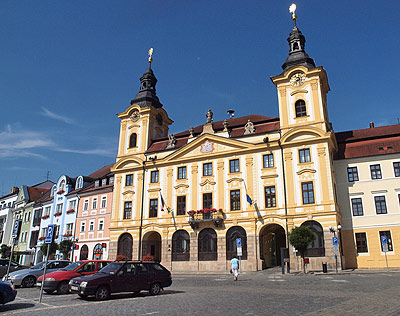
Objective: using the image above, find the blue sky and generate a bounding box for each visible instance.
[0,0,399,194]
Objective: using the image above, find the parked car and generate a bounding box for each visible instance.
[69,261,172,300]
[0,259,29,278]
[2,260,71,287]
[0,281,17,305]
[37,260,111,294]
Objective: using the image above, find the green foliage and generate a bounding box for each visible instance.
[40,242,59,259]
[288,226,316,258]
[59,239,73,259]
[0,244,11,258]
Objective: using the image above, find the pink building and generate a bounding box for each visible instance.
[72,165,114,262]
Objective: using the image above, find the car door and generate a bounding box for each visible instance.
[112,263,136,293]
[78,262,96,276]
[134,263,150,290]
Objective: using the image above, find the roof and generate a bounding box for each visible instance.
[147,115,280,153]
[88,164,114,179]
[334,124,400,160]
[77,183,114,195]
[27,187,50,203]
[33,189,52,207]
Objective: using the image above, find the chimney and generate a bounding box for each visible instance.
[10,187,19,194]
[369,122,374,128]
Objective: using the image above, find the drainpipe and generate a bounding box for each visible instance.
[138,156,148,260]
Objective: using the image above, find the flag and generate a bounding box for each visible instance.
[160,192,166,212]
[246,194,253,206]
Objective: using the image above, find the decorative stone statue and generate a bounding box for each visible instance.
[223,119,229,132]
[166,134,177,149]
[206,109,213,123]
[244,119,256,135]
[189,126,194,138]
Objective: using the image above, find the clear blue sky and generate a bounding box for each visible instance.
[1,0,399,195]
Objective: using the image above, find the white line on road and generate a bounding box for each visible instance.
[330,279,348,283]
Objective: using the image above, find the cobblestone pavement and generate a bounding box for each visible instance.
[1,269,400,316]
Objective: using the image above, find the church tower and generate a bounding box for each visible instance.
[116,49,173,161]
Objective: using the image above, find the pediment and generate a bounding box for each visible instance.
[281,126,326,144]
[113,157,142,170]
[165,134,253,162]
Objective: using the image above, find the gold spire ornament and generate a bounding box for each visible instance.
[148,47,154,64]
[289,3,297,24]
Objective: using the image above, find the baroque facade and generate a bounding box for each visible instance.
[109,17,342,272]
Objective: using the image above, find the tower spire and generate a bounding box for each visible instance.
[130,48,163,108]
[281,4,316,72]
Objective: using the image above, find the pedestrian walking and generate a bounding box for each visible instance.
[231,256,239,281]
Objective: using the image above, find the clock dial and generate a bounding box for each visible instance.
[290,73,306,87]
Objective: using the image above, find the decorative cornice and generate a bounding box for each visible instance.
[260,174,278,179]
[296,168,316,175]
[122,190,135,195]
[147,188,161,193]
[290,90,308,96]
[226,177,244,184]
[199,179,216,187]
[174,184,189,190]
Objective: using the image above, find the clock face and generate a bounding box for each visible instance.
[290,73,306,87]
[130,110,139,122]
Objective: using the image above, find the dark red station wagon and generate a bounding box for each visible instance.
[69,261,172,300]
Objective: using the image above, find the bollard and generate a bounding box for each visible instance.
[322,262,328,273]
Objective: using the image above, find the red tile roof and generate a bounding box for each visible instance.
[147,115,280,153]
[334,124,400,160]
[27,187,50,203]
[88,164,114,179]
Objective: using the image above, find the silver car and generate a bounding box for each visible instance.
[2,260,71,287]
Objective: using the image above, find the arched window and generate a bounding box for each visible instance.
[80,244,89,260]
[92,243,103,260]
[198,228,217,261]
[59,179,66,192]
[117,233,133,260]
[76,176,83,190]
[295,100,307,117]
[301,220,325,257]
[129,133,137,148]
[226,226,247,260]
[172,230,190,261]
[51,185,56,197]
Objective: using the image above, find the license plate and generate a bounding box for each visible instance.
[70,285,79,291]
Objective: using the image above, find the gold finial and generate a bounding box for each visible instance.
[148,47,154,64]
[289,3,297,24]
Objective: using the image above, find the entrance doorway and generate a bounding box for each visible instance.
[260,224,286,269]
[142,231,161,262]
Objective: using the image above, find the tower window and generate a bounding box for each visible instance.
[129,133,137,148]
[295,100,307,117]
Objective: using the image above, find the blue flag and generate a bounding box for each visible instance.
[246,194,253,206]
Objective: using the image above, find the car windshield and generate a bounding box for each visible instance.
[99,262,123,274]
[62,261,84,271]
[30,262,46,269]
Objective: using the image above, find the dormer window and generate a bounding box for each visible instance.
[76,177,83,190]
[295,99,307,117]
[59,180,65,192]
[129,133,137,148]
[102,178,107,186]
[51,185,56,197]
[95,180,100,187]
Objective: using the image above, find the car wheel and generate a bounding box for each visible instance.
[149,283,161,295]
[95,286,110,301]
[57,281,69,295]
[22,276,36,288]
[78,294,88,299]
[44,290,54,294]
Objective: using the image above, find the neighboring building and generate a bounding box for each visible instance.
[109,14,341,272]
[334,124,400,268]
[73,165,114,262]
[0,187,19,245]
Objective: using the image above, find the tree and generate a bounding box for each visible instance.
[40,242,59,259]
[0,244,11,258]
[59,239,73,260]
[288,226,316,273]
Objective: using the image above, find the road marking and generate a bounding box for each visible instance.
[321,276,333,279]
[330,279,348,283]
[269,279,285,282]
[214,278,229,281]
[144,312,159,315]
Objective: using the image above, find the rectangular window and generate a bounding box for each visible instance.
[203,193,212,210]
[203,163,212,176]
[394,162,400,177]
[89,221,94,231]
[151,170,159,183]
[101,197,107,209]
[126,174,133,186]
[177,167,187,180]
[83,200,89,211]
[68,200,76,210]
[302,182,315,204]
[265,186,276,208]
[176,196,186,216]
[380,231,393,251]
[56,203,63,213]
[351,198,364,216]
[102,178,107,186]
[149,199,158,218]
[41,227,47,238]
[54,225,60,237]
[124,201,132,219]
[347,167,359,182]
[80,222,85,233]
[230,190,241,211]
[92,198,97,210]
[375,196,387,214]
[66,223,73,235]
[45,206,51,216]
[98,219,104,231]
[299,148,311,163]
[109,177,114,184]
[229,159,240,173]
[263,154,274,168]
[355,232,368,253]
[370,164,382,179]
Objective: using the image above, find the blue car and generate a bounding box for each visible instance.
[0,281,17,305]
